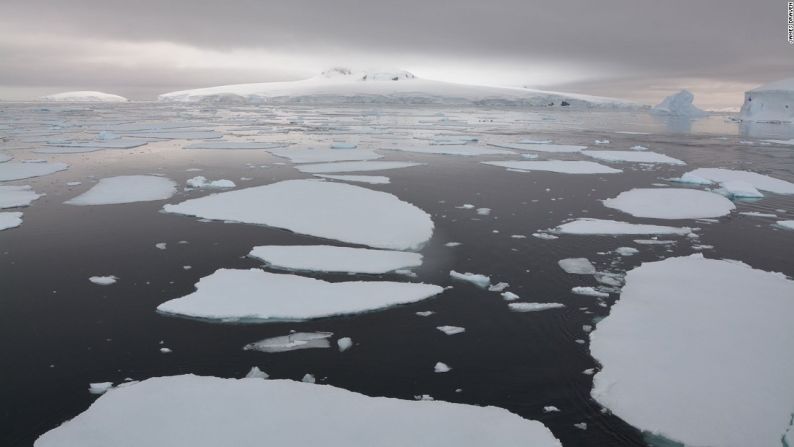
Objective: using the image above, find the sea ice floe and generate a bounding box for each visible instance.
[434,362,452,373]
[581,150,685,165]
[89,276,118,285]
[267,147,382,163]
[714,180,763,198]
[0,185,41,209]
[777,220,794,230]
[66,176,177,205]
[558,258,596,274]
[186,176,236,189]
[184,141,288,150]
[36,138,150,153]
[571,287,609,298]
[603,188,735,219]
[590,254,794,447]
[676,168,794,194]
[34,375,562,447]
[248,245,422,274]
[88,382,114,395]
[0,212,23,230]
[337,337,353,352]
[0,152,12,163]
[615,247,639,256]
[488,143,587,153]
[314,174,390,184]
[449,271,491,288]
[157,269,443,322]
[553,218,691,235]
[739,211,777,218]
[501,291,520,301]
[508,302,565,312]
[0,161,68,182]
[436,325,466,335]
[482,161,621,174]
[380,145,515,156]
[125,131,223,140]
[296,161,422,174]
[164,180,433,250]
[243,332,333,353]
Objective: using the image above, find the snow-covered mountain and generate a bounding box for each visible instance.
[739,78,794,123]
[158,68,640,108]
[40,91,129,102]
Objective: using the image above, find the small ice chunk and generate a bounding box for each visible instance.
[244,332,333,353]
[476,207,491,216]
[89,276,117,285]
[777,220,794,230]
[615,247,639,256]
[436,326,466,335]
[155,242,167,250]
[88,382,113,395]
[558,258,596,275]
[571,287,609,298]
[449,271,490,288]
[501,291,520,301]
[416,311,435,317]
[66,176,177,205]
[337,337,353,352]
[244,367,269,379]
[488,282,509,292]
[543,406,560,413]
[554,218,691,235]
[434,362,451,373]
[187,176,236,189]
[159,347,172,354]
[301,374,316,384]
[0,212,23,231]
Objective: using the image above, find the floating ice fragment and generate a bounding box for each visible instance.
[296,161,422,174]
[89,276,117,285]
[553,218,691,235]
[302,374,316,384]
[66,176,177,205]
[243,332,333,353]
[436,326,466,335]
[314,174,389,184]
[88,382,113,395]
[0,185,41,209]
[558,258,596,275]
[582,150,685,165]
[434,362,451,373]
[482,160,621,174]
[508,302,565,312]
[603,188,735,219]
[244,367,269,379]
[248,245,422,274]
[0,212,23,230]
[337,337,353,352]
[449,270,490,288]
[0,161,68,182]
[571,287,608,298]
[187,176,236,189]
[615,247,639,256]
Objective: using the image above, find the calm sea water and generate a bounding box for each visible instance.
[2,103,793,446]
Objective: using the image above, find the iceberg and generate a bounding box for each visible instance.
[553,218,691,235]
[248,245,422,274]
[0,161,68,182]
[603,188,735,219]
[590,255,794,447]
[650,90,707,117]
[0,185,41,209]
[66,176,177,205]
[482,161,621,174]
[40,91,128,102]
[157,269,443,322]
[243,332,333,353]
[34,375,562,447]
[738,77,794,123]
[581,150,685,165]
[163,180,433,250]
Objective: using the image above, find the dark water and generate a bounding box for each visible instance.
[1,103,794,446]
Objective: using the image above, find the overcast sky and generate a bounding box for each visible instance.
[0,0,790,108]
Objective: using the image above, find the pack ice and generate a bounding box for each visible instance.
[249,245,422,274]
[34,375,562,447]
[163,180,434,250]
[157,269,443,322]
[66,176,177,205]
[676,168,794,195]
[590,254,794,447]
[603,188,735,219]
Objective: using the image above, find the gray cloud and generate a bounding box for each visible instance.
[0,0,790,106]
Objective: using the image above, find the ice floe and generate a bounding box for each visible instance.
[434,362,452,373]
[314,174,390,184]
[0,161,68,182]
[35,374,562,447]
[676,168,794,195]
[186,176,236,189]
[581,150,685,165]
[777,220,794,230]
[449,271,491,288]
[0,185,41,209]
[164,180,433,250]
[488,143,587,153]
[0,212,23,230]
[590,254,794,447]
[508,302,565,312]
[157,269,443,322]
[603,188,735,219]
[615,247,639,256]
[571,287,609,298]
[66,176,177,205]
[482,161,621,174]
[558,258,596,274]
[381,145,515,156]
[337,337,353,352]
[267,148,382,163]
[436,325,466,335]
[184,141,287,150]
[714,180,763,198]
[89,276,118,285]
[244,367,269,379]
[248,245,422,274]
[553,218,691,235]
[296,161,422,174]
[243,332,333,353]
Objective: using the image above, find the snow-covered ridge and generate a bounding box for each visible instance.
[739,77,794,123]
[158,68,640,108]
[39,91,128,102]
